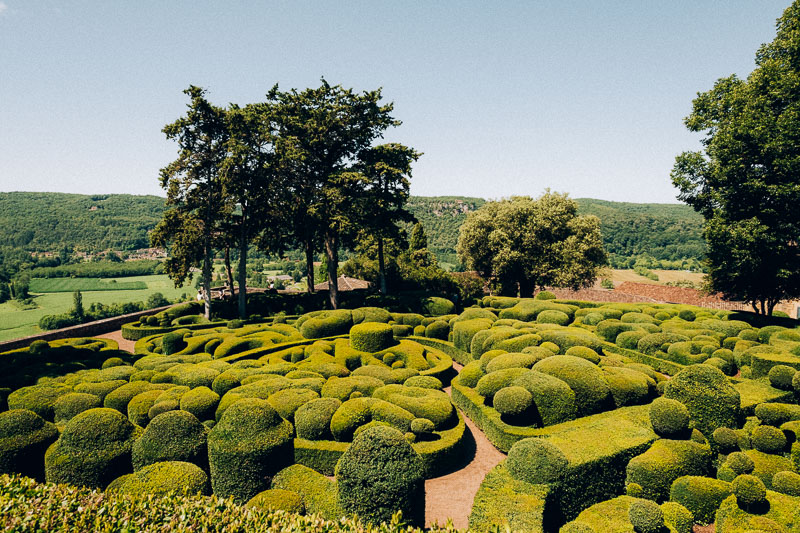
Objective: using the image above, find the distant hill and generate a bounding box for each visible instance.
[0,192,165,252]
[0,191,706,266]
[574,198,706,265]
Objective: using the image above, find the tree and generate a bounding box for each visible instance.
[220,100,291,318]
[409,222,428,252]
[71,290,84,320]
[671,2,800,315]
[152,86,228,319]
[271,80,403,308]
[456,192,606,296]
[357,143,420,294]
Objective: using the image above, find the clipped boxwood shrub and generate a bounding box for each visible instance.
[179,386,220,422]
[295,397,342,440]
[493,386,533,417]
[246,488,304,514]
[208,398,294,503]
[712,427,740,454]
[45,407,141,488]
[537,310,570,326]
[53,393,102,424]
[771,470,800,496]
[109,460,210,496]
[350,323,394,353]
[420,297,454,316]
[424,321,450,341]
[627,499,664,533]
[649,398,690,439]
[506,437,568,485]
[732,474,766,510]
[626,439,712,502]
[668,475,731,524]
[751,425,787,454]
[335,425,425,527]
[7,382,73,421]
[511,369,577,426]
[768,364,797,391]
[663,365,741,437]
[660,501,693,533]
[532,355,612,416]
[270,463,344,521]
[132,410,208,471]
[0,409,59,481]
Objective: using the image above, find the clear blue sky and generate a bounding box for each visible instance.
[0,1,792,203]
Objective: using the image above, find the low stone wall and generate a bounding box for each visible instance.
[0,304,176,353]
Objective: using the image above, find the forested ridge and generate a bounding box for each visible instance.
[0,191,705,264]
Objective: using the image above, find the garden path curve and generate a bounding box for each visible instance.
[99,331,506,529]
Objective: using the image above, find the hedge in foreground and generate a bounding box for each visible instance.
[335,425,426,527]
[0,474,459,532]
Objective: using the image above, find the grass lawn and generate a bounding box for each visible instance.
[0,275,193,343]
[29,278,147,292]
[606,269,706,286]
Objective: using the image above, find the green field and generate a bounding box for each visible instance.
[29,278,147,292]
[0,275,193,343]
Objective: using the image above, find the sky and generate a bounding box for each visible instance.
[0,1,793,203]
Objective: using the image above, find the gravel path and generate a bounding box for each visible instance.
[424,364,506,530]
[97,330,136,353]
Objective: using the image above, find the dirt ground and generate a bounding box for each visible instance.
[425,364,507,529]
[97,329,135,353]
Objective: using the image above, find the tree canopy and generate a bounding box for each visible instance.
[671,1,800,315]
[456,192,606,296]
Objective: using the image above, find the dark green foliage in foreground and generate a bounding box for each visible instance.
[336,425,425,527]
[0,474,457,532]
[0,409,58,481]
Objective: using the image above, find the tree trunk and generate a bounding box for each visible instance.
[305,239,315,294]
[325,231,339,309]
[224,246,235,301]
[237,213,248,319]
[377,237,387,294]
[518,277,535,298]
[202,238,212,320]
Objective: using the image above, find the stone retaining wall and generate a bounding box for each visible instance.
[0,304,176,353]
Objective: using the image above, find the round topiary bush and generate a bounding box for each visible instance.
[535,291,556,300]
[101,357,126,369]
[660,501,693,533]
[424,320,450,340]
[751,425,787,454]
[564,346,601,364]
[44,407,141,488]
[7,382,73,421]
[208,398,294,503]
[493,386,533,417]
[132,410,208,471]
[532,355,613,416]
[712,427,740,453]
[350,323,394,353]
[0,409,59,481]
[726,451,755,476]
[628,499,665,533]
[771,470,800,496]
[410,417,435,436]
[335,425,425,527]
[506,437,568,485]
[537,310,570,326]
[294,397,342,440]
[649,397,691,438]
[179,386,220,422]
[768,365,796,391]
[108,460,210,496]
[246,488,304,513]
[403,376,443,390]
[663,365,740,437]
[732,474,766,510]
[53,393,102,424]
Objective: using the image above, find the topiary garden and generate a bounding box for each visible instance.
[2,299,800,531]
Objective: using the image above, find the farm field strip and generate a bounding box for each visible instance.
[29,278,147,292]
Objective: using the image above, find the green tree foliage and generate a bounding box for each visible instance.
[152,86,229,319]
[409,222,428,252]
[457,192,607,296]
[270,80,412,308]
[671,2,800,314]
